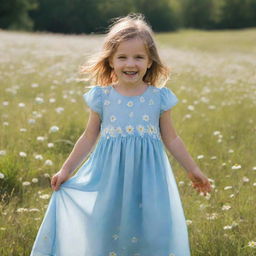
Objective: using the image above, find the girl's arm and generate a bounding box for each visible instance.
[51,109,101,191]
[59,109,101,175]
[159,109,212,194]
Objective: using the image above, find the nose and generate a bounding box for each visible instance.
[125,58,135,67]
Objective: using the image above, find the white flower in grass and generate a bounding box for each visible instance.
[39,194,50,200]
[50,126,59,133]
[35,154,43,160]
[47,143,54,148]
[142,114,149,122]
[187,105,194,111]
[213,131,221,136]
[18,102,25,108]
[206,212,218,220]
[55,107,64,113]
[248,241,256,248]
[49,98,56,103]
[127,101,134,107]
[28,118,36,124]
[197,155,204,159]
[253,183,256,187]
[231,164,241,170]
[223,225,233,230]
[20,128,27,132]
[3,122,9,126]
[126,125,134,134]
[0,150,6,156]
[17,208,28,213]
[110,115,116,122]
[224,186,232,190]
[22,181,31,186]
[37,136,45,141]
[2,101,9,106]
[29,208,40,212]
[139,96,145,102]
[222,205,231,211]
[0,173,5,179]
[242,176,249,183]
[35,97,44,104]
[104,100,110,106]
[19,152,27,157]
[186,220,192,226]
[44,160,53,166]
[31,83,39,88]
[32,178,38,183]
[252,166,256,171]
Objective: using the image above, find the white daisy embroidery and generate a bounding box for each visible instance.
[103,88,110,94]
[147,125,154,134]
[142,114,149,122]
[136,125,145,135]
[129,112,134,118]
[109,126,116,137]
[126,125,134,134]
[148,99,154,105]
[110,115,116,122]
[109,252,117,256]
[127,101,134,107]
[131,236,139,243]
[104,100,110,106]
[117,99,122,104]
[115,127,122,134]
[139,96,145,103]
[103,127,109,136]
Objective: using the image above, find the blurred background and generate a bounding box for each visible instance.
[1,0,256,33]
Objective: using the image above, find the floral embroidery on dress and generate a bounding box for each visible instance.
[139,96,145,103]
[127,101,134,107]
[109,252,117,256]
[142,115,149,122]
[148,99,154,105]
[103,88,110,94]
[126,125,134,134]
[110,115,117,122]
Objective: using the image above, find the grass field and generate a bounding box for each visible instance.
[0,28,256,255]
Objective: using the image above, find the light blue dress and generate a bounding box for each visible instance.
[30,85,191,256]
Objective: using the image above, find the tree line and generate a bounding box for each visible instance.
[0,0,256,33]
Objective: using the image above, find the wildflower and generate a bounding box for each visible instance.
[18,103,25,107]
[17,208,28,213]
[213,131,221,136]
[231,164,241,170]
[39,194,50,200]
[206,212,218,220]
[29,208,40,212]
[253,183,256,187]
[47,143,54,148]
[187,105,194,111]
[44,160,53,166]
[224,186,232,190]
[222,205,231,211]
[228,149,234,153]
[32,178,38,183]
[242,176,249,183]
[49,98,56,103]
[0,150,6,156]
[248,241,256,248]
[0,172,4,179]
[252,166,256,171]
[178,181,185,186]
[186,220,192,225]
[55,107,64,113]
[2,101,9,106]
[49,126,59,133]
[35,154,43,160]
[28,118,36,124]
[19,152,27,157]
[31,83,39,88]
[35,97,44,104]
[197,155,204,159]
[223,225,232,230]
[20,128,27,132]
[22,181,31,186]
[37,136,45,141]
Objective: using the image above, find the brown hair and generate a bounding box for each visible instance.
[80,13,170,87]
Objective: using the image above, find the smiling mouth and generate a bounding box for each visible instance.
[123,71,138,75]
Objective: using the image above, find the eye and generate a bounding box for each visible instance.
[118,56,126,59]
[136,56,144,59]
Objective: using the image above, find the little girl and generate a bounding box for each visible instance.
[30,13,211,256]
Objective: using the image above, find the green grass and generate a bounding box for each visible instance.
[0,28,256,255]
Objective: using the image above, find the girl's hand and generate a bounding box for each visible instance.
[187,168,212,195]
[51,170,71,191]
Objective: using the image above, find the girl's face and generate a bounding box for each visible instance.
[109,37,152,87]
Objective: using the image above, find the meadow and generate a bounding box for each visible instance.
[0,28,256,256]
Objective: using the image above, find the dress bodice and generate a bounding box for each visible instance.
[83,85,178,140]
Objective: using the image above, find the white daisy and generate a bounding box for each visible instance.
[112,234,119,240]
[127,101,134,107]
[139,96,145,102]
[142,114,149,121]
[137,125,145,135]
[126,125,134,134]
[103,89,110,94]
[131,236,139,243]
[115,127,122,134]
[110,115,117,122]
[109,127,116,137]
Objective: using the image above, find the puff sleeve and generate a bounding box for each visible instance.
[83,86,102,119]
[160,87,179,115]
